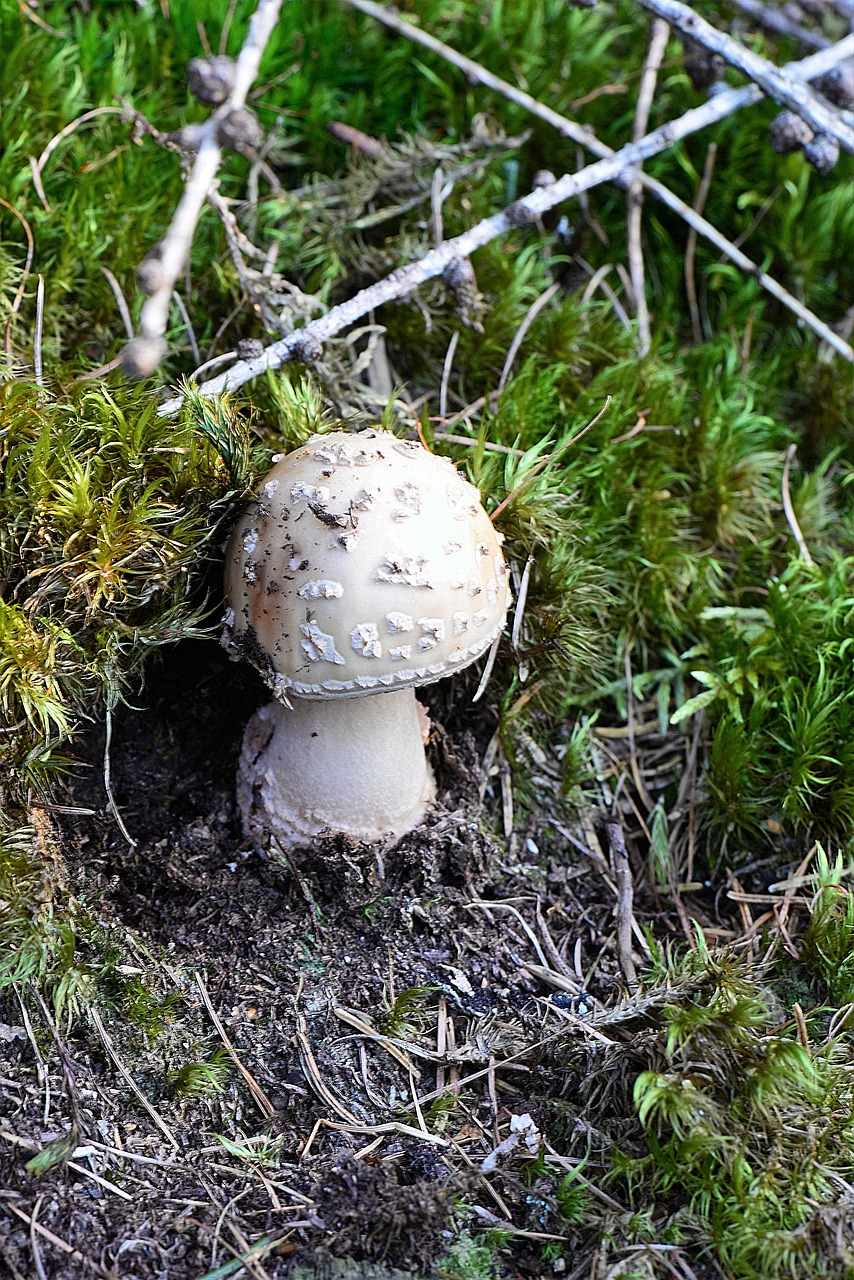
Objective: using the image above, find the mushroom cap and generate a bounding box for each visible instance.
[223,429,510,699]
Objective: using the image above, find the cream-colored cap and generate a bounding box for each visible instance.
[223,429,510,698]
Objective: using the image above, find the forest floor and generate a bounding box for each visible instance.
[3,1,854,1278]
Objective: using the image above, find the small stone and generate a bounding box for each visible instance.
[236,338,265,361]
[804,132,840,174]
[187,55,236,105]
[768,110,813,154]
[217,107,264,152]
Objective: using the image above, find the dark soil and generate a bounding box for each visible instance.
[0,640,726,1279]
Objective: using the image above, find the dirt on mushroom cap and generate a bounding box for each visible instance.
[222,429,510,701]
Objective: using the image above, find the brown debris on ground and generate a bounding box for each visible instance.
[0,640,812,1279]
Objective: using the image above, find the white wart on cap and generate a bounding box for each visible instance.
[223,428,510,850]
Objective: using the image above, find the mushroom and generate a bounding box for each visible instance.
[223,428,510,849]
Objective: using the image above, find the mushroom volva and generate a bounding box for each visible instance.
[223,428,510,849]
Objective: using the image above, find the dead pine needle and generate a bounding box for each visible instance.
[685,143,718,345]
[104,706,137,847]
[89,1008,180,1151]
[195,971,276,1119]
[782,444,814,566]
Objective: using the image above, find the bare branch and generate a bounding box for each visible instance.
[125,0,284,377]
[337,4,854,354]
[635,0,854,151]
[729,0,829,50]
[627,18,670,357]
[158,35,854,415]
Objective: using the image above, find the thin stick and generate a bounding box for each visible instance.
[339,6,854,351]
[684,143,717,345]
[439,329,459,422]
[781,444,814,566]
[347,1,854,168]
[627,18,670,358]
[497,281,560,393]
[728,0,829,51]
[130,0,284,373]
[0,197,35,358]
[636,0,854,151]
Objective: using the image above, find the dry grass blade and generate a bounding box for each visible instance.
[498,281,560,393]
[195,972,276,1119]
[332,1006,421,1073]
[782,443,815,566]
[7,1203,116,1279]
[89,1008,181,1150]
[31,107,126,212]
[0,197,35,357]
[296,1016,361,1124]
[100,267,134,340]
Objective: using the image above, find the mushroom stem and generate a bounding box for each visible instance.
[237,688,436,847]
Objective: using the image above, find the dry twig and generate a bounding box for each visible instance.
[636,0,854,150]
[627,18,670,357]
[127,0,284,376]
[336,7,854,359]
[729,0,830,50]
[159,25,854,413]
